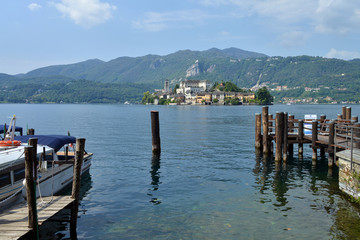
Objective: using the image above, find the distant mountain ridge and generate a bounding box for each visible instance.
[1,47,360,103]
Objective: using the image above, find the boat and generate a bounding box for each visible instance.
[0,117,92,211]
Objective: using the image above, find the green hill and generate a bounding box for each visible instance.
[0,48,360,103]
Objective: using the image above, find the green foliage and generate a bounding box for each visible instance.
[256,87,273,104]
[214,81,245,92]
[230,98,241,105]
[142,91,155,104]
[213,98,219,103]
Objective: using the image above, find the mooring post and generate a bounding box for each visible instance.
[346,107,352,120]
[262,106,269,155]
[319,115,326,157]
[151,111,161,155]
[269,114,274,153]
[342,106,347,120]
[298,120,304,155]
[288,114,294,155]
[312,120,318,163]
[275,112,284,162]
[352,116,358,123]
[29,138,38,185]
[255,113,262,149]
[25,146,38,239]
[354,123,360,149]
[27,128,35,135]
[337,114,342,121]
[283,112,288,162]
[70,138,86,239]
[328,121,335,167]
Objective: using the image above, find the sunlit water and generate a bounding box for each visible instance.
[1,104,360,239]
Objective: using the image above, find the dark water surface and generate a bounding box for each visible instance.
[1,104,360,239]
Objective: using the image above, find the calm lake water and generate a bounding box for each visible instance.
[1,104,360,239]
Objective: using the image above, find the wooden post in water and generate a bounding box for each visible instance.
[24,146,38,239]
[354,123,360,149]
[312,120,318,163]
[70,138,86,239]
[262,106,269,155]
[283,112,288,162]
[288,114,294,155]
[328,121,335,167]
[27,128,35,135]
[275,112,284,162]
[352,116,358,123]
[346,107,352,120]
[342,106,347,120]
[319,115,326,157]
[298,120,304,155]
[151,111,161,155]
[255,113,262,149]
[337,114,342,120]
[269,114,274,153]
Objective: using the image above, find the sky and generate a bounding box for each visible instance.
[1,0,360,75]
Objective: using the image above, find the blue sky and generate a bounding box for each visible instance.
[1,0,360,74]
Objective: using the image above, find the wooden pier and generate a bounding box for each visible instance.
[0,138,86,239]
[255,106,360,166]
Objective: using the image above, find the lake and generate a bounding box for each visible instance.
[1,104,360,239]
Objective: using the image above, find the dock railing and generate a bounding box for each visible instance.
[335,123,360,170]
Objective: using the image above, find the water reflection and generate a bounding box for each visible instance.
[148,155,161,205]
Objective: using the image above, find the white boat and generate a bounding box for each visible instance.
[0,117,92,211]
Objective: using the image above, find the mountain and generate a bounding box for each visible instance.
[1,48,360,103]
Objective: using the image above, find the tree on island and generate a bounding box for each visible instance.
[255,87,273,104]
[212,81,245,92]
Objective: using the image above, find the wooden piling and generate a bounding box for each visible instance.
[283,112,288,162]
[352,116,358,123]
[255,113,262,149]
[328,121,335,167]
[29,138,38,185]
[346,107,352,120]
[151,111,161,155]
[312,120,318,162]
[337,114,342,120]
[354,123,360,149]
[298,120,304,155]
[70,138,86,239]
[24,146,38,239]
[319,115,326,157]
[262,106,269,154]
[27,128,35,135]
[342,106,347,119]
[269,114,274,153]
[288,114,294,155]
[275,112,284,161]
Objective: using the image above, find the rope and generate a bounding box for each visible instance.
[36,160,55,207]
[0,185,24,205]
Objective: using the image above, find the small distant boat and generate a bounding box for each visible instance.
[124,101,130,105]
[0,116,92,211]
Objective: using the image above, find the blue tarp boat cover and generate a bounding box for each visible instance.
[0,125,23,135]
[14,135,76,152]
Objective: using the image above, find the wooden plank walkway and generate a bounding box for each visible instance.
[0,195,74,239]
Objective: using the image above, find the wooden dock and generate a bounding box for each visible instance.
[0,196,74,239]
[255,106,360,166]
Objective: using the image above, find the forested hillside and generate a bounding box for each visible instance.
[0,48,359,103]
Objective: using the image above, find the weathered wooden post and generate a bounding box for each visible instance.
[70,138,86,239]
[312,120,318,163]
[25,146,39,239]
[354,123,360,149]
[320,115,326,157]
[27,128,35,135]
[283,112,288,162]
[346,107,352,120]
[337,114,342,120]
[342,106,347,120]
[269,114,274,153]
[275,112,284,162]
[328,121,335,167]
[255,113,262,149]
[262,106,270,155]
[352,116,358,123]
[151,111,161,155]
[288,114,294,155]
[29,138,38,184]
[298,120,304,155]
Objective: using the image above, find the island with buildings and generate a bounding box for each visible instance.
[143,80,259,105]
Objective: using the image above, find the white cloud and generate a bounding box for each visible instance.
[325,48,360,60]
[133,10,213,32]
[55,0,117,28]
[280,31,309,48]
[199,0,360,34]
[28,3,42,11]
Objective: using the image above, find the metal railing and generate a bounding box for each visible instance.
[335,123,360,170]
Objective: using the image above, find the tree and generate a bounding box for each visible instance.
[142,91,155,104]
[256,87,273,104]
[173,84,180,93]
